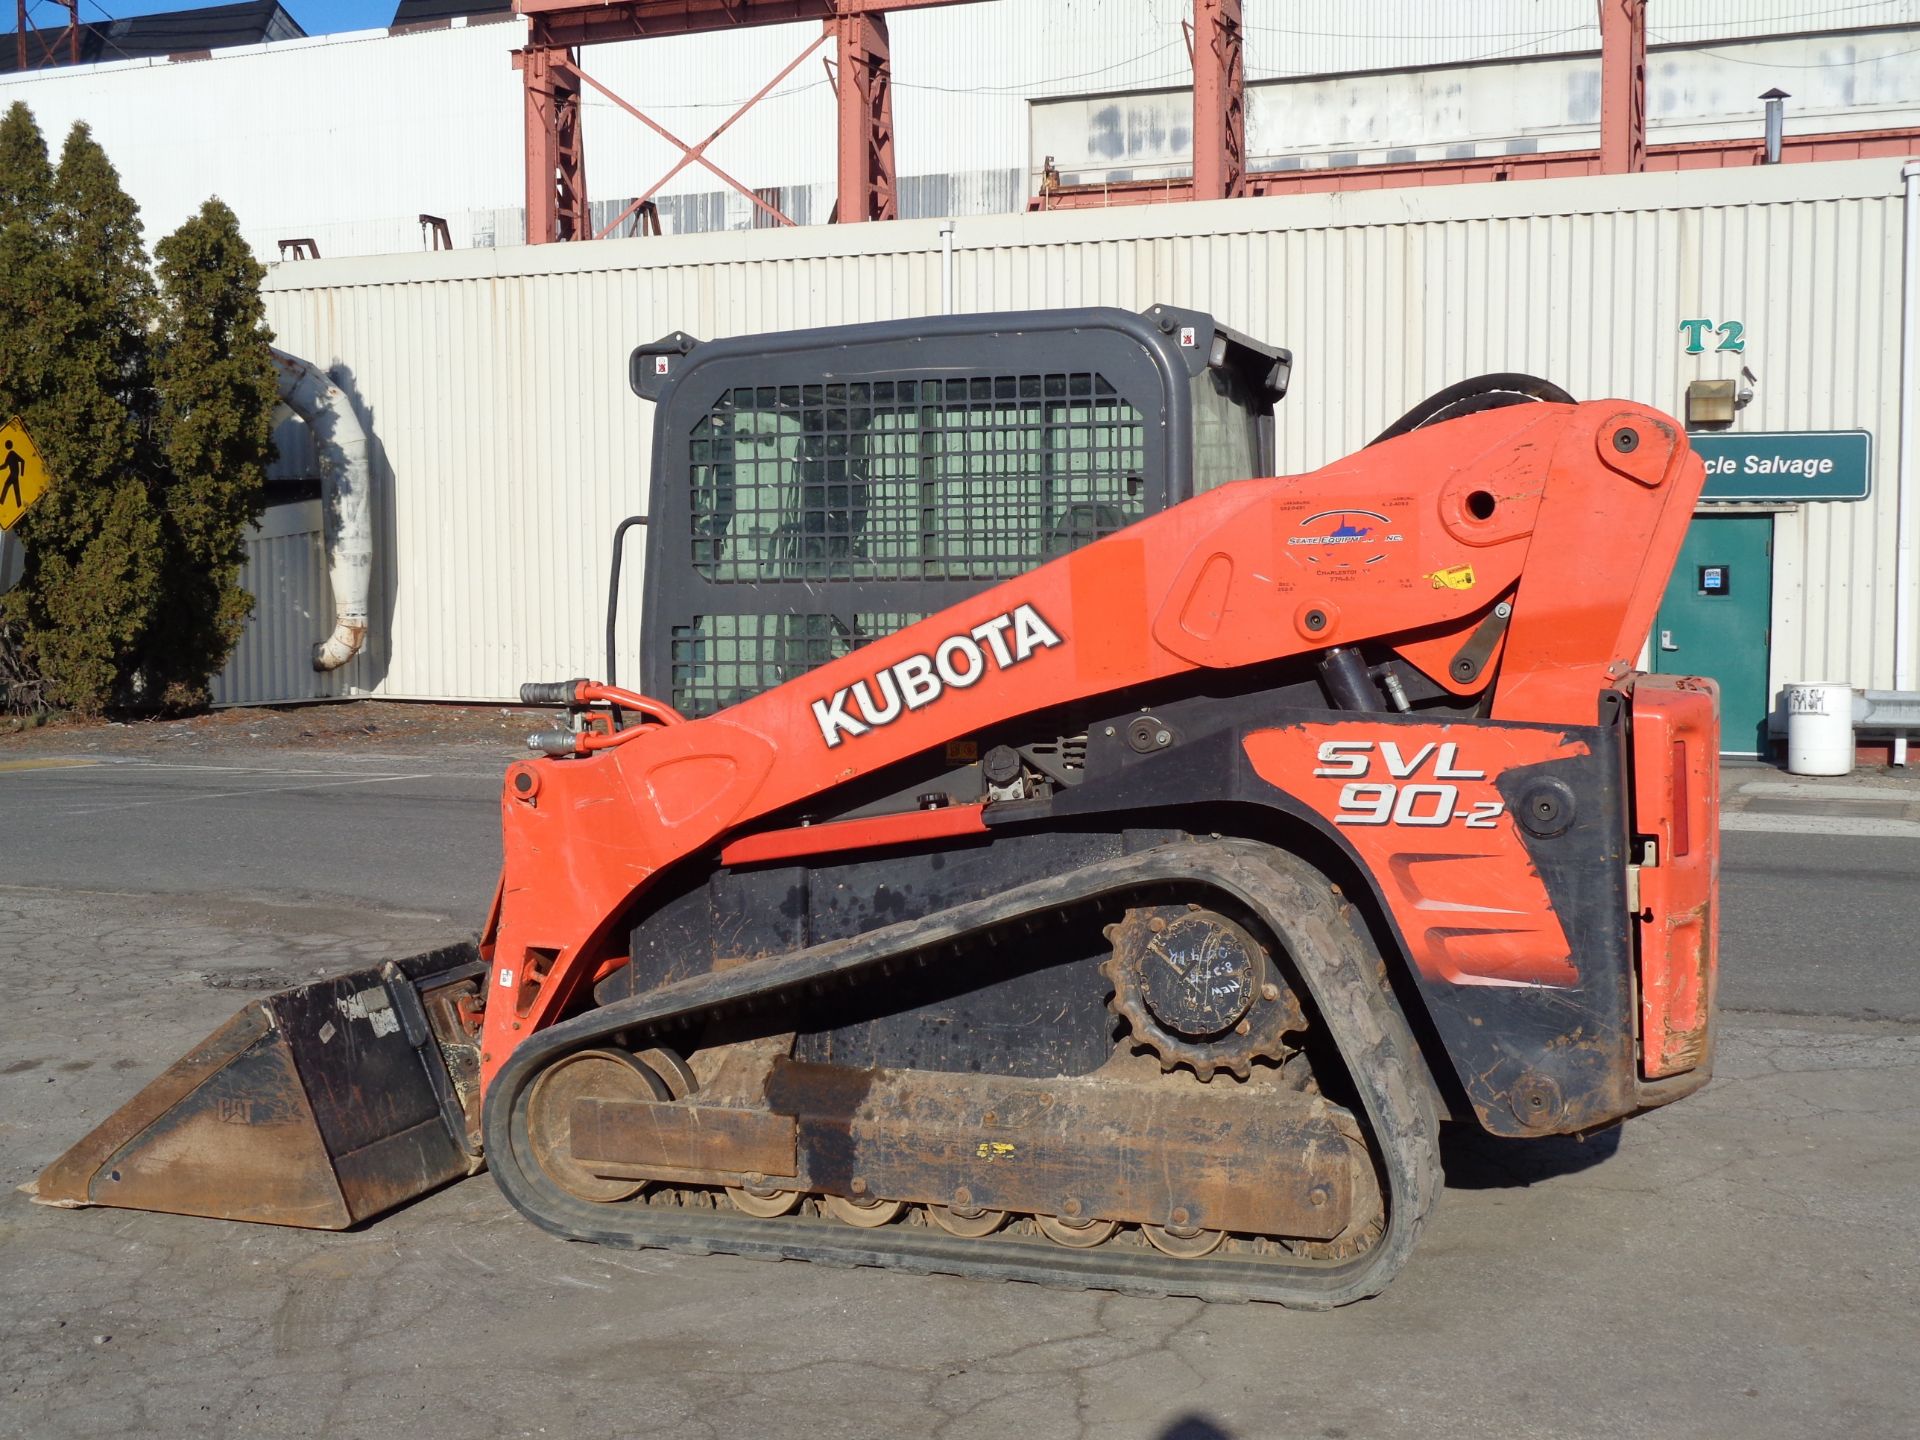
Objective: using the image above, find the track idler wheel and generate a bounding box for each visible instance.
[524,1048,667,1202]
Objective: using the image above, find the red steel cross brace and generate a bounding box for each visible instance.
[558,30,831,238]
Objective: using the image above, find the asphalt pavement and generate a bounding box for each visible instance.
[0,754,502,917]
[0,751,1905,1020]
[1720,831,1920,1021]
[0,744,1915,1440]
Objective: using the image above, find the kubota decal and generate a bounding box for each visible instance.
[811,603,1063,748]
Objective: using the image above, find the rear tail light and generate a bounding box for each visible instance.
[1669,739,1691,858]
[1630,678,1719,1079]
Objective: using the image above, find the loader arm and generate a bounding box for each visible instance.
[481,400,1701,1087]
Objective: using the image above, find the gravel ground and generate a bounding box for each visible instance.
[0,700,542,768]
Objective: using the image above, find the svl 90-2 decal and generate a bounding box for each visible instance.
[1313,740,1505,828]
[1245,726,1584,989]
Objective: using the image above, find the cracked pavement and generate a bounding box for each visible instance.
[1,745,1916,1439]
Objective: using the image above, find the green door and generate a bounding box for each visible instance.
[1653,513,1773,755]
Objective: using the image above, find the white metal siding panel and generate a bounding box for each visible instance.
[267,410,316,481]
[210,500,364,706]
[1651,1,1920,44]
[1244,1,1597,76]
[253,266,654,701]
[0,22,526,259]
[256,158,1913,706]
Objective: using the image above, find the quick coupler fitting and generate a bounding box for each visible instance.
[519,679,588,706]
[525,729,580,757]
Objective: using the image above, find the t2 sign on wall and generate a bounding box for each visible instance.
[1679,318,1746,354]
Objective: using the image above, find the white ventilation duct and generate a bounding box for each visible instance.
[269,347,371,672]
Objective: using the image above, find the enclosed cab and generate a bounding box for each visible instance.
[628,305,1290,717]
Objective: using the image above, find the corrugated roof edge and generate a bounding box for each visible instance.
[262,157,1913,294]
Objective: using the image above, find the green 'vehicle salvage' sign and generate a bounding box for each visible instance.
[1694,430,1871,502]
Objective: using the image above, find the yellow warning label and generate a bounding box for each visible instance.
[1428,564,1476,591]
[0,416,51,532]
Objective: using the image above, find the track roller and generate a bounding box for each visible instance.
[727,1186,803,1218]
[1142,1224,1227,1259]
[927,1205,1008,1238]
[822,1194,906,1228]
[1035,1214,1119,1248]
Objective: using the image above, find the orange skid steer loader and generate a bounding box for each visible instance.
[31,306,1719,1306]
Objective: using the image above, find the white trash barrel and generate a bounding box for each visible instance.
[1784,682,1855,776]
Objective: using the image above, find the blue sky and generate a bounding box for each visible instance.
[7,1,416,39]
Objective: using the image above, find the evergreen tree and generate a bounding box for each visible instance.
[1,120,165,713]
[0,117,276,715]
[0,102,56,414]
[148,198,278,706]
[0,100,51,209]
[0,104,56,716]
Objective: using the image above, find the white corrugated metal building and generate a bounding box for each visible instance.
[0,2,1916,257]
[227,156,1919,759]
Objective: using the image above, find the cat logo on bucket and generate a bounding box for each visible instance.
[812,603,1063,748]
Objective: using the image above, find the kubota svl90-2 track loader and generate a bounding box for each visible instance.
[33,306,1720,1307]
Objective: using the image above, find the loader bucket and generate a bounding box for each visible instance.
[28,945,486,1229]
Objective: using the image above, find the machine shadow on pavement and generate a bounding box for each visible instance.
[1159,1415,1235,1440]
[1437,1122,1624,1190]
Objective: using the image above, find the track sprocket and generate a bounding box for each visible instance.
[1101,904,1306,1080]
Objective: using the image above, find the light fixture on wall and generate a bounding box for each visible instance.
[1685,378,1738,428]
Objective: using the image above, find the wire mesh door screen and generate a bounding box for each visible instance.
[689,372,1146,582]
[669,371,1146,716]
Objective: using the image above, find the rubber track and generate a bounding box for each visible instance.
[483,840,1442,1308]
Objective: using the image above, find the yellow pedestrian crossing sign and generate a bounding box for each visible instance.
[0,416,50,532]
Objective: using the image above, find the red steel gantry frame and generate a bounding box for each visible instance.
[14,0,80,70]
[1190,0,1245,201]
[514,0,984,242]
[1040,0,1920,210]
[518,1,1920,240]
[1597,0,1648,175]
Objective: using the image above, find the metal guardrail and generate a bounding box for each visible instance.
[1855,691,1920,733]
[1768,689,1920,736]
